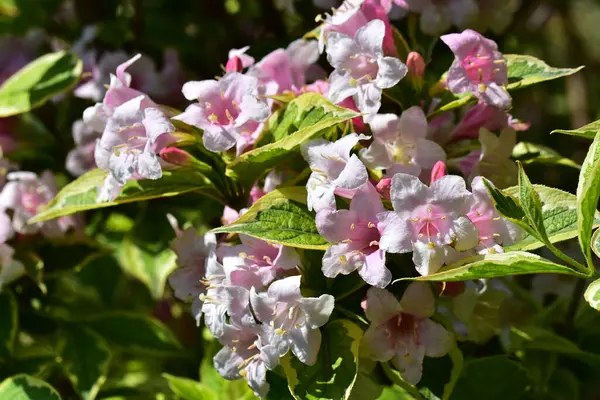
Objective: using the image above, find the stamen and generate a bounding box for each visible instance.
[427,242,436,249]
[411,217,420,222]
[368,221,376,228]
[239,252,247,258]
[369,240,379,247]
[478,83,487,93]
[350,223,356,230]
[493,59,505,64]
[341,239,353,243]
[339,255,348,264]
[205,102,212,108]
[208,113,218,122]
[225,109,234,122]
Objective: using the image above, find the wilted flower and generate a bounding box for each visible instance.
[405,0,478,36]
[317,182,391,287]
[441,30,510,109]
[174,72,270,154]
[326,19,407,115]
[250,275,335,365]
[378,172,478,275]
[302,133,369,212]
[363,285,453,384]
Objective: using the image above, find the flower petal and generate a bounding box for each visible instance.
[399,282,435,318]
[419,319,454,357]
[376,56,407,89]
[365,287,401,325]
[299,294,335,329]
[290,325,321,366]
[377,211,414,254]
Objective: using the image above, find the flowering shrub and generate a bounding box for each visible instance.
[1,1,600,399]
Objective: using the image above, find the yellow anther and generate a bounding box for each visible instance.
[208,113,218,122]
[339,255,348,264]
[427,242,436,249]
[368,221,376,228]
[350,223,356,230]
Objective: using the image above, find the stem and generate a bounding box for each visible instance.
[442,346,463,400]
[566,278,586,332]
[336,305,369,327]
[545,241,590,276]
[382,361,424,400]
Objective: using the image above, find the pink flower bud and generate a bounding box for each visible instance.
[406,52,425,78]
[376,178,392,200]
[430,161,447,183]
[225,56,243,73]
[159,147,190,166]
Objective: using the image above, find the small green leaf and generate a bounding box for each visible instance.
[0,51,82,117]
[517,163,549,240]
[449,356,529,400]
[407,251,580,282]
[212,187,329,250]
[552,119,600,139]
[512,142,581,169]
[226,93,359,187]
[505,54,584,90]
[428,92,475,117]
[61,325,112,400]
[30,169,220,223]
[0,290,17,358]
[84,312,182,355]
[163,374,218,400]
[592,229,600,259]
[0,374,62,399]
[576,130,600,269]
[281,319,363,400]
[584,279,600,311]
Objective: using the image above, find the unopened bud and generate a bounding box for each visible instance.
[376,178,392,201]
[159,147,190,166]
[226,56,243,73]
[406,52,425,78]
[430,161,447,183]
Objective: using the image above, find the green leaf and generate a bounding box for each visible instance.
[226,93,359,187]
[449,356,529,400]
[163,374,218,400]
[281,319,363,400]
[512,142,581,169]
[501,184,600,252]
[428,92,475,117]
[407,251,580,282]
[505,54,584,90]
[584,279,600,311]
[84,312,182,355]
[517,163,549,240]
[61,325,112,400]
[212,187,329,250]
[30,169,220,223]
[576,130,600,269]
[0,51,82,117]
[0,374,62,399]
[592,229,600,259]
[17,251,46,294]
[552,119,600,139]
[0,290,17,358]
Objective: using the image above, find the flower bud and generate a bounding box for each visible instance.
[226,56,243,73]
[430,161,447,183]
[406,52,425,78]
[159,147,190,166]
[376,178,392,200]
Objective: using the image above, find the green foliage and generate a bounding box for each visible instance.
[552,119,600,139]
[585,279,600,311]
[0,291,17,359]
[0,51,82,117]
[504,54,584,90]
[0,374,62,399]
[512,142,580,169]
[281,319,363,400]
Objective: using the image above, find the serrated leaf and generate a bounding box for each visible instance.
[84,312,182,355]
[0,51,82,117]
[163,374,218,400]
[0,374,62,399]
[505,54,583,90]
[61,325,112,400]
[281,319,362,400]
[0,290,17,358]
[584,279,600,311]
[449,356,529,400]
[502,185,600,251]
[226,93,359,187]
[518,163,549,241]
[576,130,600,269]
[30,168,220,223]
[552,119,600,139]
[212,187,329,250]
[512,142,580,169]
[407,251,580,282]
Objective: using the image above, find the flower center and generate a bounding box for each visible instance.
[343,54,378,86]
[410,205,451,246]
[388,140,415,164]
[206,95,241,126]
[462,54,494,84]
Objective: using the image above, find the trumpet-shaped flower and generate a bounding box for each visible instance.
[378,173,479,275]
[174,72,270,153]
[250,275,335,365]
[325,19,407,115]
[360,107,446,176]
[317,183,391,287]
[441,29,510,109]
[301,133,369,212]
[218,235,300,291]
[467,177,521,254]
[363,284,453,385]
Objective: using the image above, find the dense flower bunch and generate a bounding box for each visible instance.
[1,0,598,399]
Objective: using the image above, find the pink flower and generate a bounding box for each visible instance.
[363,285,453,384]
[467,176,522,254]
[317,182,391,287]
[430,161,447,183]
[66,119,101,177]
[325,19,407,115]
[228,46,256,70]
[360,107,446,176]
[378,173,479,275]
[405,0,478,36]
[441,30,511,109]
[301,133,370,212]
[250,275,335,365]
[174,72,270,153]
